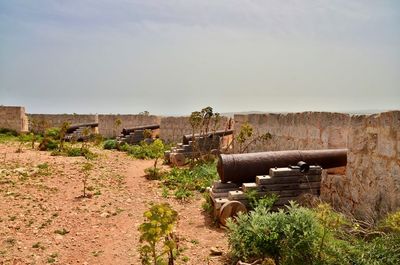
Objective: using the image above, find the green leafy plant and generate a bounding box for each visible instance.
[227,201,322,264]
[0,128,18,143]
[227,201,400,265]
[160,161,218,200]
[128,139,167,160]
[138,203,179,265]
[232,122,272,153]
[380,210,400,233]
[145,166,166,180]
[143,139,167,180]
[38,127,60,151]
[245,190,278,210]
[103,139,118,150]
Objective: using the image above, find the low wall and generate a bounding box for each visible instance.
[27,114,98,133]
[159,116,231,143]
[98,114,161,138]
[0,106,28,133]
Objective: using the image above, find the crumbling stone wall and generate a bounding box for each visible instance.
[159,116,231,143]
[0,106,28,133]
[98,114,161,138]
[27,114,98,133]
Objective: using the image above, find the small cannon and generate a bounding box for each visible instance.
[121,124,160,136]
[167,129,234,166]
[182,129,234,145]
[119,124,160,145]
[66,122,99,134]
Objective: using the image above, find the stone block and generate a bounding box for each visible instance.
[377,134,396,158]
[270,166,322,177]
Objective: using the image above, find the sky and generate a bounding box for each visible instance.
[0,0,399,115]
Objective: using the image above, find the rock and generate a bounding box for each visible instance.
[210,247,223,256]
[100,212,109,218]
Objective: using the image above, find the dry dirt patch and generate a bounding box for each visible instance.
[0,142,228,264]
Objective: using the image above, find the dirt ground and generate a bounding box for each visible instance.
[0,142,229,265]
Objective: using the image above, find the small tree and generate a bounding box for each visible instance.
[139,111,150,116]
[80,127,91,151]
[58,122,71,151]
[113,118,122,138]
[143,129,153,139]
[139,203,178,265]
[224,122,272,154]
[81,161,93,198]
[29,119,39,149]
[188,106,223,164]
[189,111,202,163]
[145,139,166,180]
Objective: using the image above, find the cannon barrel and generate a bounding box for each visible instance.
[122,124,160,135]
[66,122,98,134]
[217,149,347,183]
[183,129,234,145]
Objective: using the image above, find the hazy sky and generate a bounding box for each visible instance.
[0,0,399,115]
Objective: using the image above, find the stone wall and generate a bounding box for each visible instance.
[235,111,400,220]
[0,106,28,133]
[27,114,98,133]
[323,111,400,221]
[2,105,399,220]
[98,114,161,138]
[159,116,232,143]
[234,112,350,152]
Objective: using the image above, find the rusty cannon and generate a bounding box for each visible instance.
[182,129,234,145]
[66,122,99,134]
[217,149,347,183]
[121,124,160,136]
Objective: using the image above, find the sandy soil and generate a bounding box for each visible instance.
[0,142,229,265]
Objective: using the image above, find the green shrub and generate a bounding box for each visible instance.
[127,139,166,159]
[227,201,400,265]
[160,161,218,200]
[380,210,400,233]
[103,139,118,150]
[66,147,83,157]
[144,166,165,180]
[39,138,58,151]
[0,128,18,136]
[45,127,60,139]
[245,189,278,210]
[227,201,322,264]
[51,147,96,159]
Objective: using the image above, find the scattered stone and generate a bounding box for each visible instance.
[210,247,223,256]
